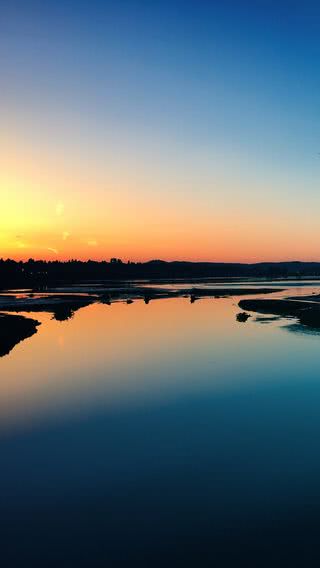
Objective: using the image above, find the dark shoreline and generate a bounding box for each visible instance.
[2,258,320,290]
[0,313,40,357]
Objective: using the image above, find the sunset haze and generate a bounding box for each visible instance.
[1,0,319,261]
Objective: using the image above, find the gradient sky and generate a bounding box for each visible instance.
[1,0,320,262]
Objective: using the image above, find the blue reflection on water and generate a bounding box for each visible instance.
[2,296,320,566]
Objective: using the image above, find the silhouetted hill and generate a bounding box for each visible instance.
[1,258,320,289]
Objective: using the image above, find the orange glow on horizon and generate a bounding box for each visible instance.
[1,128,320,264]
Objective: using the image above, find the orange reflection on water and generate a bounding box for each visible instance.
[0,297,267,428]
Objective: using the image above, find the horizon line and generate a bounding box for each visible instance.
[1,257,320,265]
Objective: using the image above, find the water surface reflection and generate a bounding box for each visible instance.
[2,295,320,565]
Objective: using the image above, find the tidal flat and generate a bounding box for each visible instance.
[239,296,320,328]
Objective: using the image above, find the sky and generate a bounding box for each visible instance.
[1,0,320,262]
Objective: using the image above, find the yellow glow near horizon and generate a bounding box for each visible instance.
[1,123,320,263]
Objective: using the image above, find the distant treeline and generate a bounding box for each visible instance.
[1,258,320,289]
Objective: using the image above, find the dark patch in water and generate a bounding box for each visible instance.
[236,312,251,322]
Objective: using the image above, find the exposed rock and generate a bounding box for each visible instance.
[236,312,251,322]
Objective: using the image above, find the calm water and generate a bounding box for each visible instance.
[2,290,320,566]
